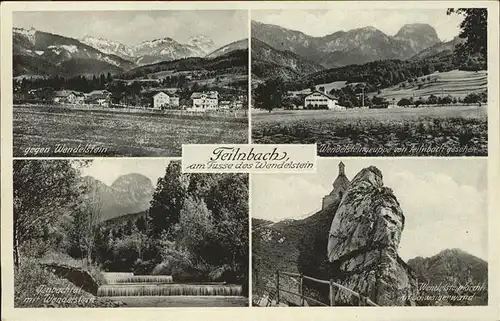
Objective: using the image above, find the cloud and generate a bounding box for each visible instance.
[388,170,487,261]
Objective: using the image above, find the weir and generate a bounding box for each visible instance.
[97,283,243,297]
[110,275,174,284]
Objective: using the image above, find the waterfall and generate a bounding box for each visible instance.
[97,283,243,297]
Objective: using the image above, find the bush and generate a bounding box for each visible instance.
[397,98,412,106]
[427,95,439,105]
[133,259,156,275]
[464,92,482,104]
[414,100,425,107]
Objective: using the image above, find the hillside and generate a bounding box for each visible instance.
[81,173,154,221]
[370,69,487,101]
[206,39,248,58]
[13,27,135,77]
[252,200,339,297]
[408,249,487,305]
[283,49,457,95]
[120,49,248,80]
[251,21,441,68]
[411,36,465,60]
[251,38,325,82]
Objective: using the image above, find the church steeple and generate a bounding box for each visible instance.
[322,161,350,210]
[339,161,345,176]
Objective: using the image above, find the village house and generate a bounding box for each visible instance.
[53,90,85,104]
[152,91,180,109]
[304,91,344,110]
[219,100,232,110]
[85,90,111,107]
[190,91,219,111]
[153,92,170,109]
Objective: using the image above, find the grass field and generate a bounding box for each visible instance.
[371,70,487,101]
[252,106,487,156]
[14,106,248,157]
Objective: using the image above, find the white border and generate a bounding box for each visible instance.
[2,1,500,321]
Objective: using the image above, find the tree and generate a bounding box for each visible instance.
[447,9,487,60]
[178,197,213,255]
[464,92,480,104]
[427,94,439,105]
[253,79,283,112]
[148,161,187,240]
[13,160,90,267]
[397,98,413,107]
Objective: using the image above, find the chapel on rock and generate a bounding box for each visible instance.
[322,162,350,209]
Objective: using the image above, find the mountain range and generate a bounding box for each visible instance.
[251,38,325,82]
[252,20,442,69]
[80,173,155,222]
[13,27,135,77]
[81,34,216,65]
[13,27,244,77]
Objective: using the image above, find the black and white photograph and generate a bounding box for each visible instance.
[13,159,249,307]
[252,158,487,306]
[251,9,488,156]
[13,10,249,157]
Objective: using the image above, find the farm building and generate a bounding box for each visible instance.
[152,92,180,109]
[219,100,232,110]
[53,90,85,104]
[85,90,111,107]
[304,91,344,110]
[190,91,219,111]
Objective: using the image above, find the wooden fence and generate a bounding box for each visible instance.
[275,270,378,307]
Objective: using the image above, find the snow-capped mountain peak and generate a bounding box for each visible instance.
[187,34,216,54]
[80,35,135,60]
[13,27,37,44]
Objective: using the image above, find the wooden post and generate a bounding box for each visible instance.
[276,270,280,305]
[299,273,304,306]
[329,279,335,306]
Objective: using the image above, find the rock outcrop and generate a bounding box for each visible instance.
[326,166,418,306]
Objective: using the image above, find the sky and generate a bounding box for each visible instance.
[252,158,488,261]
[80,159,172,187]
[252,9,464,41]
[14,10,248,48]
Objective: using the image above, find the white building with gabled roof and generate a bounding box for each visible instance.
[190,91,219,111]
[305,90,344,110]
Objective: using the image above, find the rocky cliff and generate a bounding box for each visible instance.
[326,166,418,306]
[81,173,154,222]
[252,21,441,68]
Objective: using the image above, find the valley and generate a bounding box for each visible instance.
[13,20,249,157]
[251,9,488,156]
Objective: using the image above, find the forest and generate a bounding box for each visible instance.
[14,160,249,306]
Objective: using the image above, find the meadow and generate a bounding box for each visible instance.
[252,106,487,156]
[371,70,487,101]
[13,105,248,157]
